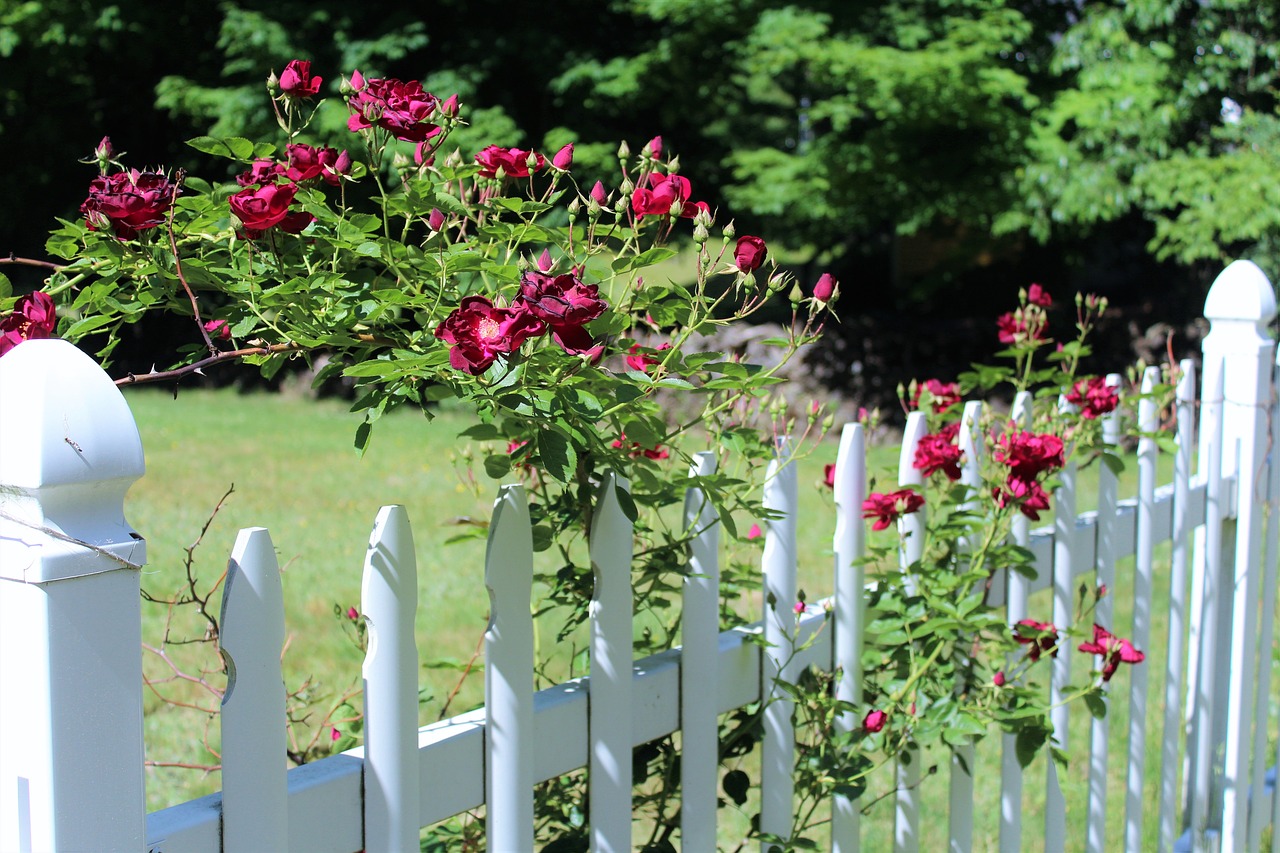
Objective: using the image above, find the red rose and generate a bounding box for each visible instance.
[279,60,322,98]
[0,292,57,357]
[1065,376,1119,420]
[625,342,671,373]
[347,74,441,143]
[203,319,231,341]
[1014,619,1058,662]
[631,173,703,218]
[861,489,924,531]
[229,182,302,238]
[995,430,1065,481]
[517,270,608,359]
[80,169,176,240]
[1027,283,1052,308]
[997,308,1045,346]
[734,235,768,273]
[552,143,574,170]
[994,475,1052,520]
[863,709,887,733]
[434,296,545,374]
[824,463,836,489]
[285,144,325,182]
[1078,623,1145,682]
[912,378,961,413]
[237,158,287,187]
[993,671,1007,687]
[474,145,544,179]
[913,423,963,481]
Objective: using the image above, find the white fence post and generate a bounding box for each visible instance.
[681,452,720,851]
[1045,395,1077,853]
[485,487,534,852]
[361,505,421,853]
[0,339,147,852]
[894,414,927,853]
[1202,260,1276,852]
[761,437,799,851]
[832,424,866,853]
[220,527,288,850]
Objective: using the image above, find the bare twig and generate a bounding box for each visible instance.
[1,254,66,272]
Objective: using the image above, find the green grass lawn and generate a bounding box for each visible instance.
[123,387,1272,852]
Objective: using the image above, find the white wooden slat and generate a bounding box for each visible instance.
[948,401,984,853]
[220,527,288,852]
[1046,395,1077,853]
[1086,375,1122,853]
[485,486,535,852]
[681,452,720,851]
[895,413,928,853]
[360,506,420,853]
[1251,352,1280,851]
[761,437,799,851]
[832,424,867,853]
[1123,367,1160,850]
[1159,360,1196,852]
[589,472,634,853]
[1000,390,1032,853]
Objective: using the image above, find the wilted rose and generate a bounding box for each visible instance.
[81,169,177,240]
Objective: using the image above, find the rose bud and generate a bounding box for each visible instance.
[427,208,445,231]
[813,273,837,304]
[552,143,574,170]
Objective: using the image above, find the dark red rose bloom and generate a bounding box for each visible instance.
[1078,623,1145,682]
[434,296,545,374]
[994,476,1052,520]
[1014,619,1058,662]
[734,236,768,273]
[912,378,961,413]
[824,463,836,489]
[80,169,176,240]
[474,145,544,179]
[0,292,57,356]
[518,271,607,328]
[913,422,963,481]
[1066,376,1120,420]
[612,435,670,460]
[203,318,231,341]
[996,308,1045,346]
[318,148,352,185]
[995,430,1065,481]
[237,158,287,187]
[631,173,704,218]
[1027,283,1052,308]
[279,60,322,98]
[347,73,441,143]
[229,182,302,238]
[862,489,924,531]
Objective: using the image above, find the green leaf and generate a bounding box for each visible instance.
[1083,687,1107,720]
[1015,723,1050,768]
[0,274,10,299]
[62,313,116,339]
[354,420,373,454]
[185,135,256,161]
[483,454,512,479]
[723,769,750,806]
[614,482,639,523]
[538,429,577,483]
[458,423,504,441]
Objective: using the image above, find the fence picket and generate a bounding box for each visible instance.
[680,452,721,851]
[948,401,985,853]
[1122,367,1160,849]
[360,506,420,853]
[1085,375,1122,853]
[895,413,928,853]
[832,424,867,853]
[220,527,288,851]
[761,437,799,850]
[485,486,535,852]
[1158,360,1196,852]
[1250,349,1280,851]
[1000,390,1032,853]
[1045,396,1077,853]
[589,471,634,853]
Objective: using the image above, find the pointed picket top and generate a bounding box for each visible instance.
[0,338,146,582]
[958,400,985,496]
[220,527,288,852]
[898,411,928,487]
[681,451,720,852]
[589,471,634,853]
[485,485,535,853]
[832,423,867,853]
[361,505,420,853]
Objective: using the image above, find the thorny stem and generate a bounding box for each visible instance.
[1,254,66,272]
[164,171,216,356]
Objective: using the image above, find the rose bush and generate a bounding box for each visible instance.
[1,59,1149,848]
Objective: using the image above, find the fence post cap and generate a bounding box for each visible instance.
[1203,260,1276,326]
[0,339,145,582]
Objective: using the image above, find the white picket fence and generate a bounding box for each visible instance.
[1,260,1279,852]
